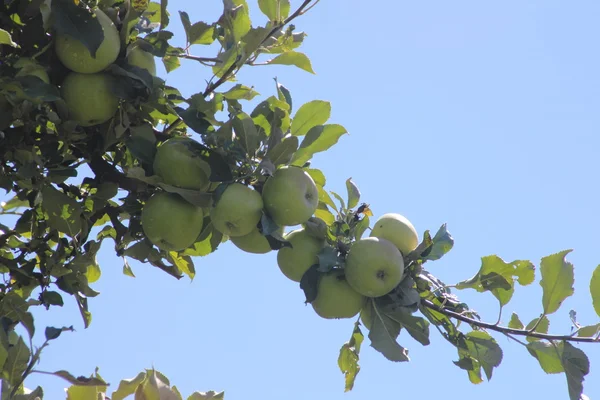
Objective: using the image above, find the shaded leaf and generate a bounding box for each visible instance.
[50,370,108,386]
[41,185,83,237]
[4,336,30,385]
[290,124,347,166]
[462,331,503,380]
[51,0,103,57]
[44,326,73,341]
[368,307,409,362]
[527,341,564,374]
[422,224,454,261]
[266,135,298,166]
[300,264,320,303]
[540,250,574,315]
[562,342,590,400]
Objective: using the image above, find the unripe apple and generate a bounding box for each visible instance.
[55,8,121,73]
[344,237,405,298]
[311,270,366,319]
[370,213,419,256]
[153,137,211,191]
[262,166,318,226]
[61,72,119,126]
[127,46,157,76]
[230,226,284,254]
[276,228,324,282]
[210,183,263,237]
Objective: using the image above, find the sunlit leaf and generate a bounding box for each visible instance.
[290,124,347,167]
[266,51,314,74]
[539,250,574,315]
[338,323,363,392]
[291,100,330,137]
[590,264,600,318]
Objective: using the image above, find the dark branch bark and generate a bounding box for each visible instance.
[87,155,146,193]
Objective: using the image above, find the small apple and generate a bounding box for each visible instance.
[55,8,121,73]
[61,72,119,126]
[230,226,284,254]
[344,237,405,297]
[262,166,318,226]
[127,46,157,76]
[141,191,204,251]
[360,301,374,330]
[276,228,324,282]
[311,270,366,319]
[153,137,211,191]
[370,213,419,256]
[210,183,263,237]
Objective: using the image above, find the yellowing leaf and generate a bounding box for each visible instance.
[539,250,574,315]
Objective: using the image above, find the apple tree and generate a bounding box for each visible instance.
[0,0,599,399]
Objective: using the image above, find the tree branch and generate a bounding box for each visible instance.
[421,299,600,344]
[87,156,146,193]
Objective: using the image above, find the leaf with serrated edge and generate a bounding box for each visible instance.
[338,324,363,392]
[508,313,524,329]
[577,324,600,337]
[527,341,564,374]
[562,342,590,400]
[463,331,503,380]
[590,264,600,318]
[368,308,409,362]
[540,250,575,315]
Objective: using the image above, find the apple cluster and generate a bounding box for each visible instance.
[46,7,156,126]
[141,135,420,326]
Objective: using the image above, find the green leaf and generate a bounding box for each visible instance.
[187,391,225,400]
[123,259,136,277]
[300,264,320,303]
[160,0,170,29]
[222,0,251,43]
[354,216,370,240]
[345,178,360,209]
[1,292,34,338]
[66,383,107,400]
[387,309,430,346]
[168,252,195,280]
[41,291,64,307]
[577,324,600,338]
[540,250,574,315]
[562,342,590,400]
[50,370,108,386]
[51,0,104,57]
[525,316,550,342]
[266,51,315,73]
[4,336,30,386]
[305,168,326,187]
[0,28,18,47]
[368,308,409,362]
[276,80,293,113]
[590,264,600,318]
[110,372,147,400]
[462,331,503,380]
[290,124,347,167]
[291,100,331,137]
[179,12,214,45]
[232,112,259,156]
[162,55,181,73]
[183,222,222,257]
[422,224,454,261]
[266,135,298,166]
[338,323,363,392]
[527,341,564,374]
[508,313,524,329]
[45,326,74,341]
[258,0,290,21]
[41,185,83,237]
[0,341,8,374]
[223,84,259,100]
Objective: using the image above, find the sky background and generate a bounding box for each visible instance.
[12,0,600,398]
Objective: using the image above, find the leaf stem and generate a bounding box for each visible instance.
[421,299,600,343]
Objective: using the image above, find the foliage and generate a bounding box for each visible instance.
[0,0,598,399]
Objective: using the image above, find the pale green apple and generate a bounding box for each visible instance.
[311,270,366,319]
[230,226,283,254]
[370,213,419,256]
[344,237,405,297]
[127,46,157,76]
[141,192,204,251]
[360,301,374,330]
[262,166,318,226]
[61,72,119,126]
[153,137,211,191]
[55,8,121,73]
[210,183,263,237]
[276,228,324,282]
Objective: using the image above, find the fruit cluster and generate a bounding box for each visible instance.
[142,135,420,325]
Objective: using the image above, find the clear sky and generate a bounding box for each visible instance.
[19,0,600,398]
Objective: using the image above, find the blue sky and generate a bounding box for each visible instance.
[17,0,600,398]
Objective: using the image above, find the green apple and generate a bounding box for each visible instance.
[276,228,324,282]
[153,137,211,191]
[311,270,366,319]
[127,46,157,76]
[230,226,284,254]
[141,191,204,251]
[344,237,405,297]
[262,166,318,226]
[61,72,119,126]
[370,213,419,256]
[55,8,121,73]
[360,301,374,330]
[210,183,263,237]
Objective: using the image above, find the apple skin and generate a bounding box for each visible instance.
[261,166,318,226]
[55,8,121,74]
[344,237,405,298]
[61,72,119,126]
[276,228,324,282]
[370,213,419,256]
[360,301,374,330]
[210,183,263,237]
[153,137,211,191]
[230,226,284,254]
[141,192,205,252]
[311,270,366,319]
[127,46,157,76]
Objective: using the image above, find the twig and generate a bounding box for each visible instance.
[421,299,600,344]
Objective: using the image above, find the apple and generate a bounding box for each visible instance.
[276,228,324,282]
[344,237,405,297]
[141,191,204,251]
[360,301,374,330]
[61,72,119,126]
[311,270,366,319]
[370,213,419,256]
[153,137,211,191]
[210,183,263,237]
[261,166,318,226]
[127,46,157,76]
[55,8,121,74]
[230,226,283,254]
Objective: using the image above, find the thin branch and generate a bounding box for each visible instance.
[421,299,600,344]
[174,54,222,64]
